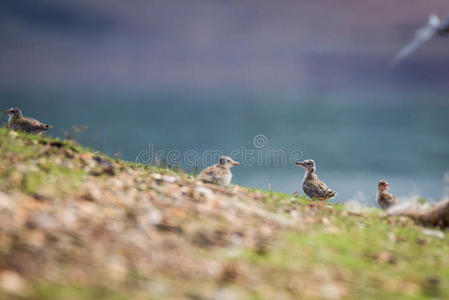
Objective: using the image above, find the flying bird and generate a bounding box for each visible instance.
[295,159,336,201]
[3,107,53,134]
[391,14,449,66]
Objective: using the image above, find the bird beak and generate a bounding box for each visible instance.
[2,110,9,114]
[232,161,240,166]
[295,162,304,167]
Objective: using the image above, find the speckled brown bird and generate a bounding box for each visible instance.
[3,107,52,134]
[198,156,239,185]
[376,180,399,210]
[296,159,336,201]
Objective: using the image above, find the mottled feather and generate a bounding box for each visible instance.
[377,190,398,210]
[12,117,52,134]
[303,173,336,201]
[198,156,238,186]
[297,160,336,201]
[4,108,52,134]
[199,165,232,185]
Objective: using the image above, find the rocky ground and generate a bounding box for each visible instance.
[0,128,448,300]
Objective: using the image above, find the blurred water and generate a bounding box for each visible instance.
[1,87,448,204]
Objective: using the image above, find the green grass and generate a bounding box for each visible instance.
[23,164,85,195]
[0,129,88,196]
[0,128,178,196]
[0,282,134,300]
[237,214,449,299]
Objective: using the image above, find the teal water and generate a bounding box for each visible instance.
[1,88,448,204]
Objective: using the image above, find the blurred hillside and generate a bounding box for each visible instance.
[1,0,449,91]
[1,128,449,299]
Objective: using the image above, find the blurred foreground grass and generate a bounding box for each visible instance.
[0,128,448,299]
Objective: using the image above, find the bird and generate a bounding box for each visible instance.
[295,159,336,201]
[198,156,240,185]
[3,107,52,134]
[391,14,449,66]
[376,180,399,210]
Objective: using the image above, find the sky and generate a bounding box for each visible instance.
[0,0,449,92]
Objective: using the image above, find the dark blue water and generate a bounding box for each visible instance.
[1,87,448,204]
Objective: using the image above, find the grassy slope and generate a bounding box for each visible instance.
[0,127,448,300]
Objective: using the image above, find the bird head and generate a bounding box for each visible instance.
[378,180,390,191]
[3,107,22,117]
[219,156,240,168]
[295,159,316,172]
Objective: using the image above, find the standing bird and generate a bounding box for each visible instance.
[198,156,239,185]
[391,14,449,66]
[3,107,52,134]
[295,159,336,201]
[376,180,399,210]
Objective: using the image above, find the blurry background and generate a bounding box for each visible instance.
[1,0,448,203]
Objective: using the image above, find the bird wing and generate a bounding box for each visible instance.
[198,166,217,183]
[304,178,333,199]
[391,14,440,66]
[389,192,399,204]
[302,183,315,197]
[18,117,50,132]
[437,14,449,34]
[378,191,398,209]
[314,179,332,195]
